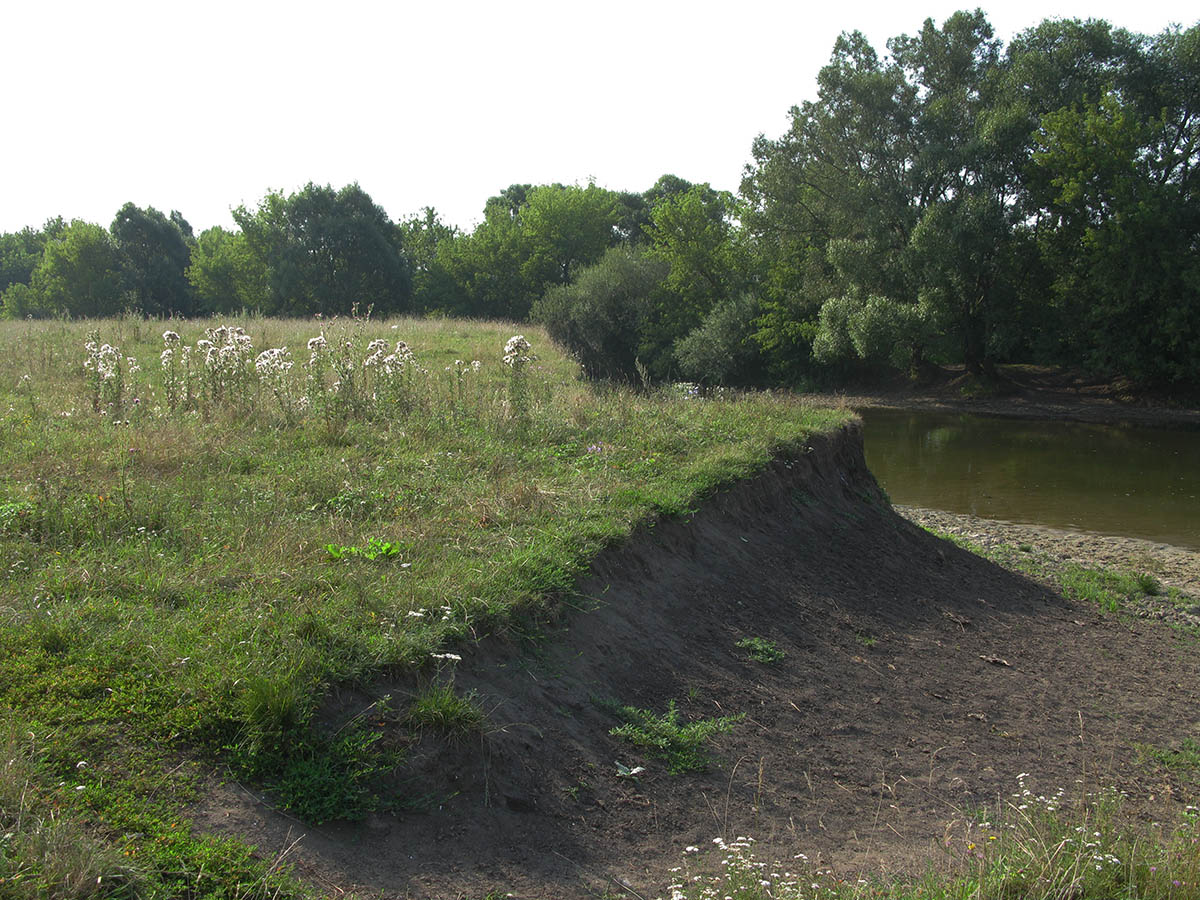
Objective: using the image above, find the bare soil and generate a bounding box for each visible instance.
[193,425,1200,899]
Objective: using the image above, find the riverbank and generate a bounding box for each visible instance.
[899,505,1200,624]
[811,364,1200,428]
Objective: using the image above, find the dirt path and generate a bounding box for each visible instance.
[193,428,1200,899]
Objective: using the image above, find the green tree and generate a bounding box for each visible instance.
[186,226,269,313]
[397,207,465,315]
[440,183,622,321]
[521,183,619,286]
[0,218,66,295]
[233,183,411,317]
[742,28,922,379]
[744,12,1059,378]
[1030,23,1200,387]
[1,228,46,292]
[110,203,196,316]
[24,220,126,318]
[437,202,532,320]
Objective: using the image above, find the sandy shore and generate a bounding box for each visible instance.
[898,505,1200,612]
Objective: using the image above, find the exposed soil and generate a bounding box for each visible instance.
[193,425,1200,899]
[809,364,1200,428]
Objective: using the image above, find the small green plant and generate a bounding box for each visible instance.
[325,537,402,561]
[1059,564,1159,613]
[606,700,743,774]
[268,727,394,823]
[855,632,878,648]
[736,636,786,664]
[1143,738,1200,780]
[1137,572,1163,596]
[407,684,484,738]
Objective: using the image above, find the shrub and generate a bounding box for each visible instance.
[674,292,764,386]
[532,246,670,382]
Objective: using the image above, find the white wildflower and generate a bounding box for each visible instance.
[502,334,533,367]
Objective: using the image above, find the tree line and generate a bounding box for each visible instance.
[2,12,1196,390]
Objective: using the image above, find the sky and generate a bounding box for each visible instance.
[2,0,1196,236]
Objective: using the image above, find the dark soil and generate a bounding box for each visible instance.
[193,425,1200,899]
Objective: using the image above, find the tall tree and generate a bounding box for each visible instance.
[1030,23,1200,385]
[233,183,412,317]
[110,203,196,316]
[397,207,465,315]
[439,182,622,321]
[26,220,126,318]
[186,226,269,314]
[741,27,924,377]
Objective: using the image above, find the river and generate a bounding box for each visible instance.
[860,408,1200,551]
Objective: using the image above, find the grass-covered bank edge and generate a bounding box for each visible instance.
[0,315,853,898]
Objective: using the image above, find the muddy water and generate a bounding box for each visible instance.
[860,408,1200,550]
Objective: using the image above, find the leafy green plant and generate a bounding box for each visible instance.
[325,537,402,561]
[736,636,786,664]
[1137,572,1163,596]
[606,700,743,774]
[269,727,395,823]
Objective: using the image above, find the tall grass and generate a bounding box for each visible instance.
[0,314,850,896]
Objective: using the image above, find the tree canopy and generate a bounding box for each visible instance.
[2,12,1197,392]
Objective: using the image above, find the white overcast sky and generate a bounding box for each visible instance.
[2,0,1195,236]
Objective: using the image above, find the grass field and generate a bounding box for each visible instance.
[0,314,850,897]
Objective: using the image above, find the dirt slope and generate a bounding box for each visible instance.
[194,425,1200,899]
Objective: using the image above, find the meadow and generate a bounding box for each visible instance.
[3,314,1198,900]
[0,314,848,897]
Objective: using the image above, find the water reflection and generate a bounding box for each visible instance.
[861,409,1200,550]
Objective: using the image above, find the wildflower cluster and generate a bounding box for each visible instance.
[503,334,535,422]
[83,329,135,415]
[665,835,811,900]
[254,346,298,419]
[502,334,534,368]
[81,325,537,430]
[196,324,254,407]
[369,340,424,413]
[159,330,193,410]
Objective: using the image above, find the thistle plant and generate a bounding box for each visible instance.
[196,324,254,411]
[502,334,534,424]
[372,339,423,415]
[83,329,127,416]
[159,329,193,412]
[303,332,329,415]
[254,346,298,421]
